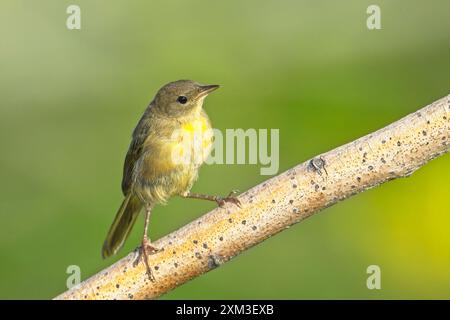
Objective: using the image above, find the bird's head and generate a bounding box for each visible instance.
[152,80,219,118]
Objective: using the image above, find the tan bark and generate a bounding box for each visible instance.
[55,94,450,300]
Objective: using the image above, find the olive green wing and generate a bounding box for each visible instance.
[103,111,152,258]
[121,119,151,195]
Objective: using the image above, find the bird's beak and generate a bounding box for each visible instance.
[196,84,220,99]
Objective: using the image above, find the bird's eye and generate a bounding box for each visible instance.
[177,96,188,104]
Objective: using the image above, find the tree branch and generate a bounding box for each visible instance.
[55,94,450,300]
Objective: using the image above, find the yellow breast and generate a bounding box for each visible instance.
[171,115,213,166]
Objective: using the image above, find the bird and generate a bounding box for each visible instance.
[102,80,241,280]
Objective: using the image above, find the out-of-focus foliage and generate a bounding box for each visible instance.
[0,0,449,299]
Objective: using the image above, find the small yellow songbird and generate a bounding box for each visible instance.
[102,80,240,280]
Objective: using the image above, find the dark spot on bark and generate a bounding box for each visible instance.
[193,240,198,244]
[422,130,427,136]
[228,218,233,223]
[128,294,134,299]
[289,199,294,204]
[195,252,202,259]
[382,140,386,144]
[84,295,87,299]
[417,112,422,117]
[271,199,275,204]
[397,141,401,146]
[444,116,447,120]
[309,157,328,176]
[292,184,297,188]
[357,177,361,182]
[427,120,430,124]
[173,250,176,255]
[363,152,367,158]
[293,208,299,214]
[359,147,363,151]
[174,263,178,268]
[154,266,159,270]
[252,226,257,230]
[381,158,386,163]
[96,286,100,290]
[116,284,120,288]
[203,243,208,249]
[315,184,320,191]
[242,220,247,225]
[219,236,223,241]
[351,185,356,189]
[322,187,326,190]
[368,165,374,170]
[208,255,224,269]
[362,159,366,163]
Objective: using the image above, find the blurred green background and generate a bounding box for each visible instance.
[0,0,449,299]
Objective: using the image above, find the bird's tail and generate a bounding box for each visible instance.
[102,193,142,258]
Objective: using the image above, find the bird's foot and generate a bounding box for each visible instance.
[216,190,241,208]
[133,236,162,282]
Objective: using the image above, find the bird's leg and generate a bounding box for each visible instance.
[182,190,241,208]
[134,205,161,282]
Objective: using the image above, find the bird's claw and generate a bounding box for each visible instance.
[144,243,162,255]
[133,237,162,282]
[216,190,241,208]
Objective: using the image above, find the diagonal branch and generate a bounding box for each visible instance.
[55,94,450,300]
